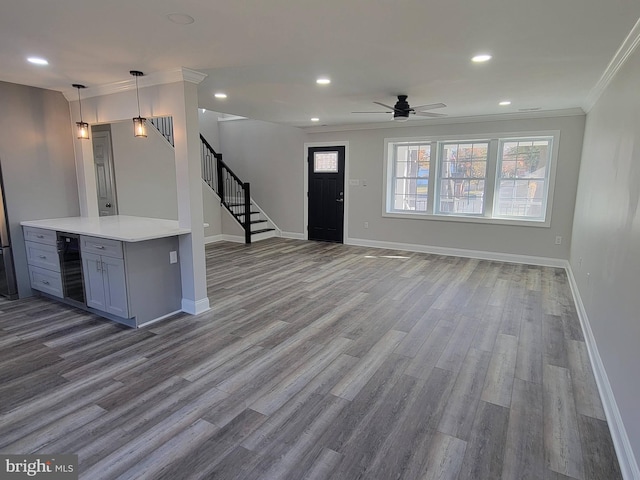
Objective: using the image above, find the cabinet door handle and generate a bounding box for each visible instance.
[96,261,102,272]
[41,280,50,285]
[38,255,47,259]
[94,245,105,249]
[36,235,44,238]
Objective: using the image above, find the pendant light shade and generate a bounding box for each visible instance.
[130,70,147,138]
[133,116,147,137]
[72,84,89,140]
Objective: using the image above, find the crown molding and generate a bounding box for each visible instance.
[62,67,207,101]
[583,17,640,112]
[301,108,585,133]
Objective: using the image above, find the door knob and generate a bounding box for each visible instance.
[336,198,344,203]
[106,203,112,208]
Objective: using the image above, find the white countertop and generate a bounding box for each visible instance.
[21,215,191,242]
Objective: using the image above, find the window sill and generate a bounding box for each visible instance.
[383,211,550,228]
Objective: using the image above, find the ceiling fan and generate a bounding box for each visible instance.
[353,95,447,122]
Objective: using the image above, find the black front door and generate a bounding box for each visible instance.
[308,146,345,243]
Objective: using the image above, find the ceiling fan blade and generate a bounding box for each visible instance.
[412,102,447,111]
[414,111,447,117]
[373,101,398,111]
[352,111,393,114]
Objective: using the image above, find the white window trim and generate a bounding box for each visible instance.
[383,130,561,228]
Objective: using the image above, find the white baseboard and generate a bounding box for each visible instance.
[137,310,182,328]
[181,297,210,315]
[565,267,640,480]
[205,234,245,244]
[346,237,568,268]
[281,231,305,240]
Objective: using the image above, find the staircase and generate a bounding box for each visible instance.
[149,118,276,244]
[200,134,276,244]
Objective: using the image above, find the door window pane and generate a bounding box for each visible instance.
[314,152,339,172]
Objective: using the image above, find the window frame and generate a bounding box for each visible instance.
[434,140,491,217]
[383,131,560,227]
[387,140,434,214]
[492,136,555,222]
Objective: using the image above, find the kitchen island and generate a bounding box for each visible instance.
[21,215,190,328]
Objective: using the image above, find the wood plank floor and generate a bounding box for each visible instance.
[0,238,622,479]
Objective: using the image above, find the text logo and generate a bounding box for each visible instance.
[1,455,77,479]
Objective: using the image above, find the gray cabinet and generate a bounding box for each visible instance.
[81,236,128,319]
[83,252,128,318]
[80,234,182,327]
[24,226,63,298]
[23,225,182,328]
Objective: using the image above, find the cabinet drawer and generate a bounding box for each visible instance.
[81,236,123,259]
[29,265,63,298]
[23,227,57,245]
[25,241,60,272]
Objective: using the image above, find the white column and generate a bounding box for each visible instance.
[173,81,210,314]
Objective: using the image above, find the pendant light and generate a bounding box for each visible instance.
[130,70,147,138]
[72,84,89,139]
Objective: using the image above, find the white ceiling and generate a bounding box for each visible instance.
[2,0,639,128]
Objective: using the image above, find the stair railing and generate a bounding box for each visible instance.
[200,134,252,244]
[149,117,174,146]
[148,122,253,243]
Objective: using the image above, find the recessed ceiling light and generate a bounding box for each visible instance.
[27,57,48,65]
[499,100,511,106]
[166,13,195,25]
[311,117,320,122]
[214,92,227,99]
[316,78,331,85]
[471,54,492,63]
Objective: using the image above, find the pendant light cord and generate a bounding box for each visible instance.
[77,87,83,122]
[135,75,141,117]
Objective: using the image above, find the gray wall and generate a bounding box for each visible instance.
[217,114,584,259]
[218,119,308,235]
[570,43,640,468]
[108,120,178,220]
[199,109,221,151]
[0,81,80,297]
[308,115,585,259]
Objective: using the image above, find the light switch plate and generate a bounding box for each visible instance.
[169,251,178,264]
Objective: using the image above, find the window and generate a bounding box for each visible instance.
[389,142,431,213]
[437,141,488,215]
[384,132,557,225]
[494,138,553,221]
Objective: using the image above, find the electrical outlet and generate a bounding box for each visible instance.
[364,222,369,229]
[555,236,562,245]
[578,257,583,267]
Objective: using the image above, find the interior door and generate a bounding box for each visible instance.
[92,130,118,216]
[308,146,345,243]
